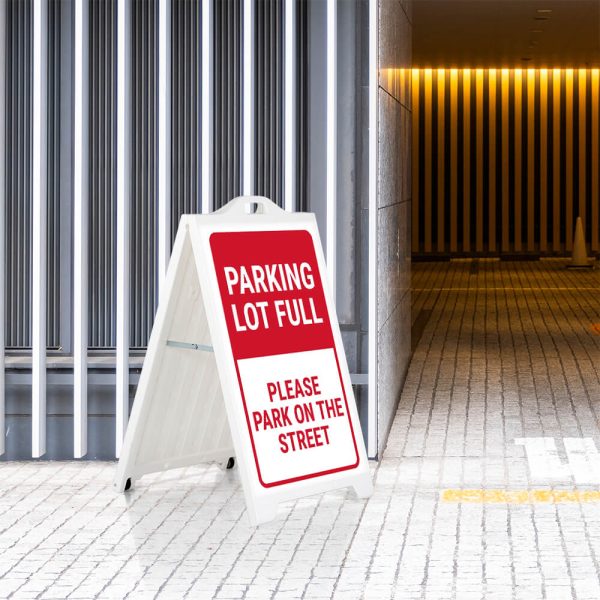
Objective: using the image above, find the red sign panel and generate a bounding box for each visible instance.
[210,230,360,488]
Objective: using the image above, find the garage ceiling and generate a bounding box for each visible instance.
[413,0,600,67]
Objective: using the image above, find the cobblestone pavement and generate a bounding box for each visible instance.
[2,260,600,599]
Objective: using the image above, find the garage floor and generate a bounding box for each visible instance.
[2,259,600,599]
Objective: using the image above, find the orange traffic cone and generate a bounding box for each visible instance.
[567,216,593,269]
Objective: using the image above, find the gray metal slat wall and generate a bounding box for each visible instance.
[170,0,200,243]
[130,0,158,348]
[47,0,61,350]
[254,0,283,208]
[5,0,70,353]
[5,0,32,349]
[296,0,308,212]
[253,0,308,211]
[4,0,306,354]
[88,0,289,349]
[213,0,242,210]
[89,0,117,348]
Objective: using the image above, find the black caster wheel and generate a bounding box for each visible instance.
[124,478,132,491]
[226,457,235,470]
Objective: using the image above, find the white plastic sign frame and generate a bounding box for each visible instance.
[114,196,372,525]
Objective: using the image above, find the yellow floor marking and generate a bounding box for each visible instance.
[442,489,600,503]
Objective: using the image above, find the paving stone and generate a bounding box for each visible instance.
[2,261,600,597]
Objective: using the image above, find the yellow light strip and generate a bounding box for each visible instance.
[501,69,509,252]
[514,68,522,252]
[442,489,600,504]
[462,69,471,253]
[450,68,458,252]
[553,69,561,252]
[566,68,574,250]
[527,69,535,251]
[424,68,432,253]
[412,69,420,253]
[437,69,445,253]
[476,69,484,252]
[592,69,599,252]
[488,69,497,252]
[540,69,548,252]
[579,69,587,228]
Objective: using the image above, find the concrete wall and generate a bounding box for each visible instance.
[377,0,412,456]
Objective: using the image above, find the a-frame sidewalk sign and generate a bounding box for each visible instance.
[114,196,373,525]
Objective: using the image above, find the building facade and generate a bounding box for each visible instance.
[0,0,412,461]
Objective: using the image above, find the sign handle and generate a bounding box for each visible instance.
[213,195,286,216]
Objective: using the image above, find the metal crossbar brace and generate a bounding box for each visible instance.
[166,340,214,353]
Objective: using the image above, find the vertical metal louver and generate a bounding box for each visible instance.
[88,0,117,349]
[5,0,32,349]
[254,0,283,207]
[130,0,158,349]
[213,0,242,210]
[170,0,200,244]
[46,0,62,349]
[5,0,69,351]
[296,0,308,212]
